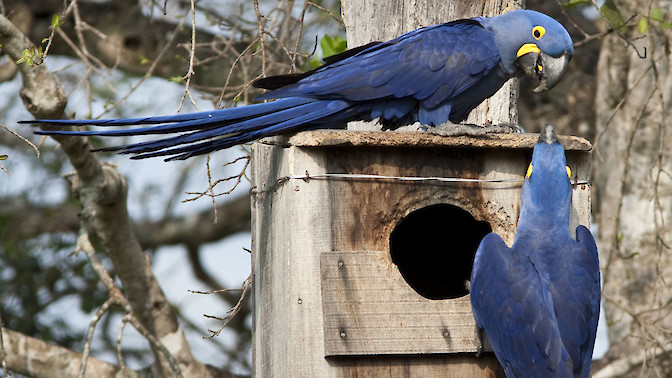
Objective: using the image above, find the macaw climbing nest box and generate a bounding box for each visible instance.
[250,130,591,377]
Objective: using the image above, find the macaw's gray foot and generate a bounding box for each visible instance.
[419,122,525,136]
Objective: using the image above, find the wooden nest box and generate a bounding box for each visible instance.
[250,130,592,377]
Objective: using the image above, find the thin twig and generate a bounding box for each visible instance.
[292,0,310,71]
[308,1,344,25]
[76,232,184,377]
[97,16,188,117]
[1,123,39,157]
[188,288,244,295]
[116,314,130,372]
[70,0,111,72]
[253,0,267,78]
[203,274,252,339]
[183,154,250,201]
[593,58,659,155]
[78,298,116,378]
[177,0,200,113]
[214,36,260,108]
[206,155,218,223]
[553,0,590,38]
[123,315,184,378]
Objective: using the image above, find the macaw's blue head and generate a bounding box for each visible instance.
[520,124,573,227]
[480,9,574,92]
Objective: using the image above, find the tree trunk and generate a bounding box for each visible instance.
[593,0,672,376]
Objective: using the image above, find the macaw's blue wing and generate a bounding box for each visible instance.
[470,233,574,378]
[258,19,503,126]
[545,227,600,378]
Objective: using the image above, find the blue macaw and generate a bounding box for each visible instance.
[23,10,573,160]
[469,125,600,378]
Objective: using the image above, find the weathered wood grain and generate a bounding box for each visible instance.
[320,250,485,355]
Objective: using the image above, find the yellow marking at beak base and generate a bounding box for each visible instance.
[517,43,541,58]
[566,166,572,179]
[526,164,533,179]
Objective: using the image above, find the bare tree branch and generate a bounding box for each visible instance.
[0,10,212,376]
[2,327,135,378]
[135,195,251,249]
[0,193,250,251]
[592,344,672,378]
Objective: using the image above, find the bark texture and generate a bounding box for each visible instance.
[593,1,672,375]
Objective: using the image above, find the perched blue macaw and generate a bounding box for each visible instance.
[23,10,573,160]
[469,125,600,378]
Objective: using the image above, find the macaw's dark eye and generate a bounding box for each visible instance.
[533,26,545,40]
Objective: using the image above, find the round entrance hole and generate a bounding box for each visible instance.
[389,204,492,300]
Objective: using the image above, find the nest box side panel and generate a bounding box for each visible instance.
[566,150,592,237]
[252,141,342,377]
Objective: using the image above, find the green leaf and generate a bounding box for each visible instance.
[600,0,626,33]
[169,76,184,83]
[638,17,648,33]
[139,56,150,65]
[307,56,321,69]
[659,21,672,29]
[51,14,63,29]
[563,0,590,8]
[320,34,347,60]
[16,47,36,67]
[650,8,665,22]
[0,155,7,161]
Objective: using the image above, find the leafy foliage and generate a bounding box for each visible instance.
[308,34,347,69]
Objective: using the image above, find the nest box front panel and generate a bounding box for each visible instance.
[313,145,527,356]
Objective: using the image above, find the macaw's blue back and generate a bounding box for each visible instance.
[470,125,600,378]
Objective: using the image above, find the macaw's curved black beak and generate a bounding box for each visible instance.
[516,43,572,93]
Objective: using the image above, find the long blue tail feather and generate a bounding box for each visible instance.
[25,98,312,129]
[127,100,353,160]
[26,98,354,160]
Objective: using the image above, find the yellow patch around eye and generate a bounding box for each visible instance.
[566,166,572,179]
[526,164,533,179]
[533,25,546,40]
